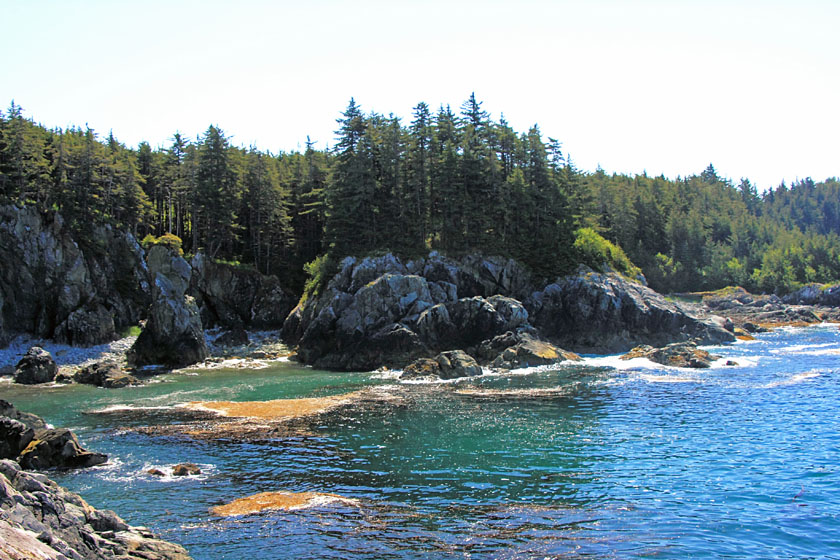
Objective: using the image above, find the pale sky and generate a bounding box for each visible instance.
[2,0,838,190]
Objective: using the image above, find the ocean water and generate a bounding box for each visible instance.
[3,325,840,559]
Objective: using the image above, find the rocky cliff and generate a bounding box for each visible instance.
[190,252,296,330]
[282,253,733,370]
[0,205,149,348]
[128,245,207,368]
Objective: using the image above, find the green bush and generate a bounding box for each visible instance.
[140,233,183,255]
[301,253,335,303]
[573,227,643,280]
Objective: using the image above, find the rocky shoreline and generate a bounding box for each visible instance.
[0,400,191,559]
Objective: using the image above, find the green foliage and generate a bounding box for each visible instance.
[141,232,184,255]
[3,100,840,297]
[573,227,643,280]
[301,253,335,303]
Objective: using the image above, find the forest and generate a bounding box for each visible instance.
[1,96,839,296]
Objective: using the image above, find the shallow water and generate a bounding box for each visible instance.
[4,325,840,559]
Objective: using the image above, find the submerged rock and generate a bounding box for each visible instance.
[13,346,58,384]
[0,459,191,559]
[129,245,207,368]
[621,341,720,369]
[211,490,359,517]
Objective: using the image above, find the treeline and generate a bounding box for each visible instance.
[1,98,839,295]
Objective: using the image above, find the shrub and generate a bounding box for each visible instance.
[573,227,643,280]
[301,253,335,303]
[140,233,183,255]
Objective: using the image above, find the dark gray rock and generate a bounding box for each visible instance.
[528,267,735,353]
[74,360,140,388]
[128,245,207,368]
[215,326,250,347]
[13,346,58,385]
[0,205,149,347]
[17,429,107,470]
[190,251,296,329]
[0,418,34,460]
[285,254,733,370]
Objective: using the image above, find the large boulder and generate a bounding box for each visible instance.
[528,267,735,353]
[17,428,108,470]
[483,332,581,370]
[13,346,58,385]
[190,251,296,329]
[129,245,207,368]
[621,341,720,369]
[0,205,149,347]
[74,360,140,388]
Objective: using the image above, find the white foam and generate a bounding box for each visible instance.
[760,371,821,389]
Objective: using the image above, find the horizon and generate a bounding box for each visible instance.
[3,0,838,190]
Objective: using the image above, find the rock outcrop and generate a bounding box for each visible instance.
[528,267,735,353]
[190,251,296,329]
[128,245,207,368]
[73,360,140,388]
[479,332,582,370]
[621,341,720,369]
[702,286,837,329]
[783,283,840,307]
[0,459,192,559]
[13,346,58,385]
[283,253,733,370]
[1,400,107,470]
[17,428,108,470]
[401,350,483,380]
[0,204,149,348]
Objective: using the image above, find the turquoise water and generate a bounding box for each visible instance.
[3,325,840,559]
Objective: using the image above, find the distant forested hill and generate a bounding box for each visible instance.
[1,97,838,295]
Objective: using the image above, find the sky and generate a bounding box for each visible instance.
[2,0,838,190]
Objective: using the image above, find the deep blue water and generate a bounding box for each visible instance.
[3,325,840,559]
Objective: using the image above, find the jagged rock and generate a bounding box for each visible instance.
[401,350,482,380]
[0,205,149,347]
[74,360,140,388]
[147,468,166,477]
[129,245,207,368]
[784,283,840,306]
[13,346,58,384]
[285,254,733,370]
[0,418,34,460]
[0,459,192,559]
[172,463,201,476]
[528,267,735,353]
[17,428,108,470]
[190,252,296,329]
[215,326,250,347]
[621,341,720,368]
[0,400,47,431]
[490,334,581,370]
